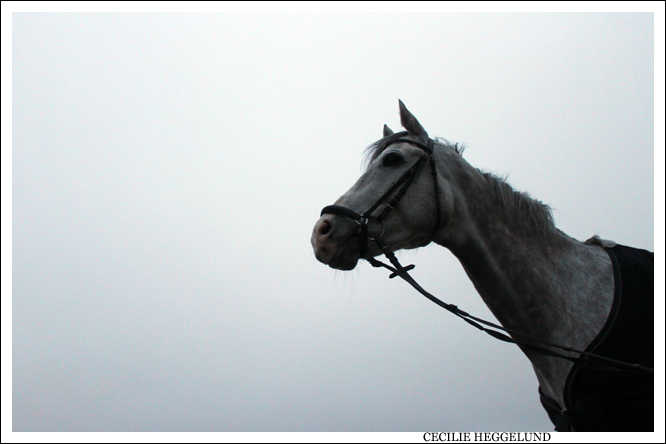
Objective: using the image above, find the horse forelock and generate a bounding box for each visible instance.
[363,131,409,169]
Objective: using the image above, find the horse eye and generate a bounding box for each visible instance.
[382,152,405,167]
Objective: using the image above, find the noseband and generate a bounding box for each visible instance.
[321,137,442,272]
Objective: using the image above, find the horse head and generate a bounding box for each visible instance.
[311,101,458,270]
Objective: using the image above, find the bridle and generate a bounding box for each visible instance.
[321,136,442,266]
[319,136,652,374]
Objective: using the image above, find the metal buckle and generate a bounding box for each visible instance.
[365,219,385,240]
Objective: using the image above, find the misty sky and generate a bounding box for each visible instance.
[6,4,663,438]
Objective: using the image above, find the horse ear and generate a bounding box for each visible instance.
[399,100,428,140]
[383,124,394,137]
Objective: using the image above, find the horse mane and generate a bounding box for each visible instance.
[363,133,554,233]
[478,171,556,233]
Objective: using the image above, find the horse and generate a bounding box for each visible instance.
[311,101,653,432]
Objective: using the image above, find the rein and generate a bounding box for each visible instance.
[321,137,653,374]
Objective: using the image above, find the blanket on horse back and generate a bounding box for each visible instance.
[540,243,654,431]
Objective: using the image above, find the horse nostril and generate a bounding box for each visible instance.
[319,219,332,236]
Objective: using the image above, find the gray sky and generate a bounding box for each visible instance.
[5,4,663,437]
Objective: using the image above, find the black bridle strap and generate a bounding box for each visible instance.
[375,154,428,222]
[321,147,431,258]
[393,137,432,153]
[322,153,429,220]
[322,137,442,237]
[320,205,363,223]
[390,138,443,239]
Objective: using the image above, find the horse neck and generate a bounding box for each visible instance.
[435,158,614,400]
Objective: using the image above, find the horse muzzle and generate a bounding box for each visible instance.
[311,213,366,270]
